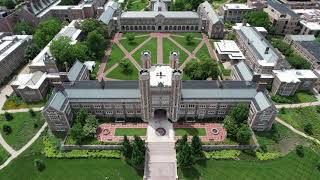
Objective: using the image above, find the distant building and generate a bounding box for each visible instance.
[271,69,318,96]
[98,1,120,36]
[232,61,253,81]
[0,35,32,83]
[232,23,268,36]
[277,0,319,9]
[264,0,299,35]
[235,26,286,81]
[284,34,320,69]
[213,40,245,63]
[219,3,253,23]
[293,9,320,36]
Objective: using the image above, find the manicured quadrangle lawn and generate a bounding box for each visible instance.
[195,44,211,59]
[174,128,206,136]
[0,144,9,164]
[0,112,44,150]
[171,35,201,53]
[163,38,188,64]
[107,60,139,80]
[132,38,157,65]
[119,35,149,52]
[115,128,147,136]
[106,44,125,69]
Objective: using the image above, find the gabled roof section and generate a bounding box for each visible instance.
[49,91,67,111]
[252,92,272,111]
[200,1,221,24]
[99,1,119,24]
[67,61,85,82]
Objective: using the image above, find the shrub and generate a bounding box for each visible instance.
[260,144,268,153]
[304,122,313,135]
[34,159,46,172]
[204,150,241,160]
[236,124,251,144]
[4,112,13,121]
[2,125,12,135]
[191,135,203,158]
[256,152,282,161]
[316,159,320,171]
[296,145,304,157]
[29,109,36,117]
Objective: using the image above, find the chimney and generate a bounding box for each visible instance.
[265,47,270,54]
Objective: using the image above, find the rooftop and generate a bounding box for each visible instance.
[300,21,320,31]
[237,26,281,66]
[0,35,32,62]
[223,3,252,10]
[99,1,119,25]
[67,61,86,81]
[213,40,245,60]
[252,92,272,111]
[149,65,173,87]
[234,61,253,81]
[273,69,318,83]
[297,41,320,63]
[121,11,199,19]
[11,71,47,89]
[199,1,221,24]
[287,34,316,42]
[267,0,298,17]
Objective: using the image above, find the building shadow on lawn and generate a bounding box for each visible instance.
[180,165,201,179]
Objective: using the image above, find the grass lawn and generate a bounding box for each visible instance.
[3,95,46,110]
[0,135,142,180]
[163,38,188,64]
[107,60,139,80]
[272,91,317,104]
[172,32,203,39]
[114,128,147,136]
[171,35,201,53]
[106,44,125,69]
[0,112,44,150]
[174,128,206,136]
[178,148,320,179]
[132,38,157,65]
[278,106,320,140]
[219,61,231,76]
[195,44,211,60]
[126,0,148,11]
[0,144,9,164]
[119,35,149,53]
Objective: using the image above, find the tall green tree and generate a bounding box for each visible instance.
[86,30,106,59]
[243,11,271,30]
[184,58,219,80]
[70,122,85,144]
[13,21,34,35]
[24,44,40,61]
[83,115,98,138]
[33,18,62,48]
[1,0,15,9]
[81,19,108,38]
[130,136,145,169]
[230,104,249,124]
[119,59,133,75]
[76,108,89,125]
[121,135,133,160]
[223,115,238,139]
[177,143,194,167]
[176,134,188,152]
[50,36,74,70]
[191,135,202,157]
[236,124,251,144]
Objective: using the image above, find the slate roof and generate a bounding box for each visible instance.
[267,0,298,17]
[67,61,85,82]
[297,41,320,63]
[99,1,119,24]
[252,92,271,111]
[49,91,67,111]
[200,1,221,24]
[121,11,199,19]
[234,61,253,81]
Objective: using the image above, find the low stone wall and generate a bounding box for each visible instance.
[61,144,122,151]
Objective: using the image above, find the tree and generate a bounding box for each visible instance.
[223,115,238,139]
[176,134,188,152]
[296,145,304,157]
[29,109,36,117]
[4,112,13,121]
[119,59,133,75]
[73,42,90,62]
[34,159,46,172]
[121,135,133,160]
[243,11,271,31]
[184,58,219,80]
[130,136,145,169]
[185,34,194,45]
[75,108,89,125]
[81,19,108,38]
[126,33,135,44]
[236,124,251,144]
[33,18,62,48]
[191,135,202,157]
[70,122,85,144]
[1,0,15,9]
[316,159,320,171]
[230,104,249,124]
[83,115,98,138]
[13,21,34,35]
[177,142,194,167]
[86,31,106,59]
[50,36,74,71]
[2,125,12,135]
[304,122,313,135]
[24,44,40,61]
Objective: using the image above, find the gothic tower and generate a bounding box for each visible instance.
[139,69,151,122]
[169,69,182,122]
[141,50,151,69]
[169,51,179,69]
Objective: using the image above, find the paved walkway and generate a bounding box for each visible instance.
[275,101,320,109]
[157,34,163,64]
[0,122,48,170]
[276,117,320,145]
[104,63,119,75]
[202,33,218,60]
[0,107,43,114]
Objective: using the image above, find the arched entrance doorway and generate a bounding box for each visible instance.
[154,109,167,119]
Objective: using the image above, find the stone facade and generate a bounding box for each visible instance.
[219,3,254,23]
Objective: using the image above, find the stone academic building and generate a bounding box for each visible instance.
[43,52,276,134]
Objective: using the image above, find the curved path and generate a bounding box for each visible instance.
[0,122,47,170]
[275,101,320,109]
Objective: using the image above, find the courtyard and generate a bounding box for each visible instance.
[100,32,229,80]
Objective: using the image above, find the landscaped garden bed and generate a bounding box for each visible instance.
[114,128,147,136]
[3,95,46,110]
[271,91,317,104]
[174,128,206,136]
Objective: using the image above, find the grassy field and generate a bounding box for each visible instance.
[163,38,188,64]
[172,32,203,39]
[3,95,46,110]
[178,148,320,179]
[0,135,142,180]
[107,60,139,80]
[272,91,317,104]
[0,112,44,150]
[132,38,157,65]
[0,144,9,165]
[278,106,320,140]
[196,44,211,60]
[171,36,201,53]
[174,128,206,136]
[119,35,149,53]
[126,0,148,11]
[106,44,125,69]
[114,128,147,136]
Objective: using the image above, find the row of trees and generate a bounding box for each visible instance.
[223,104,252,144]
[170,0,204,11]
[0,0,15,9]
[121,135,146,169]
[184,57,219,80]
[70,108,99,144]
[243,11,272,33]
[176,135,203,167]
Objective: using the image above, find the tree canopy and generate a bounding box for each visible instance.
[184,58,219,80]
[0,0,15,9]
[86,30,107,59]
[24,44,40,61]
[236,124,252,144]
[13,21,34,35]
[33,18,62,48]
[243,11,271,31]
[81,19,108,38]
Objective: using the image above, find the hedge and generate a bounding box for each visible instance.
[204,150,241,160]
[256,152,283,161]
[43,136,121,159]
